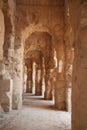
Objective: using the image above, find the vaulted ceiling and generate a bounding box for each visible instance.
[16,0,64,6]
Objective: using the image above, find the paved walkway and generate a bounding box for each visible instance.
[0,93,71,130]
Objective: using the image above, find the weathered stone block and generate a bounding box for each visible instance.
[0,62,5,75]
[0,79,13,112]
[55,79,66,110]
[66,88,71,112]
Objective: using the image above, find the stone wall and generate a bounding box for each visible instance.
[0,1,4,111]
[0,0,70,113]
[64,0,74,112]
[0,8,4,60]
[16,1,64,42]
[0,79,13,112]
[0,0,15,111]
[69,0,87,130]
[55,40,66,110]
[15,1,65,109]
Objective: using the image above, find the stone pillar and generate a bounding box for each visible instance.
[72,28,87,130]
[64,0,74,112]
[0,79,13,112]
[26,59,33,93]
[2,0,15,59]
[55,40,66,110]
[12,33,24,109]
[72,19,87,130]
[0,3,4,111]
[44,48,55,100]
[44,69,53,100]
[2,0,17,109]
[35,65,42,96]
[0,7,4,61]
[23,66,27,93]
[65,49,74,112]
[68,1,87,129]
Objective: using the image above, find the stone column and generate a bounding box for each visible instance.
[0,5,4,61]
[13,41,24,109]
[2,0,15,59]
[0,4,5,111]
[12,29,24,109]
[0,79,13,112]
[44,69,53,100]
[35,65,42,96]
[2,0,16,110]
[72,28,87,130]
[23,66,27,93]
[64,0,74,112]
[26,59,33,93]
[65,49,74,112]
[72,11,87,130]
[69,1,87,130]
[44,48,55,100]
[55,40,66,110]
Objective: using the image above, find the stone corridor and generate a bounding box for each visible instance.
[0,0,87,130]
[0,93,71,130]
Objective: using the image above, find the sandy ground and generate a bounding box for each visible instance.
[0,93,71,130]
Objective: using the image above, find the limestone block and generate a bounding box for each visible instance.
[0,62,5,75]
[66,88,71,112]
[8,48,14,58]
[26,80,32,93]
[55,79,66,110]
[13,77,23,109]
[2,71,11,80]
[0,79,13,112]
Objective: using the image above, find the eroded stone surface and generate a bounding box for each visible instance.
[0,0,87,130]
[0,93,71,130]
[0,79,13,112]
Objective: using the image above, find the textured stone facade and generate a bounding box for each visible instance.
[0,79,13,112]
[0,0,87,130]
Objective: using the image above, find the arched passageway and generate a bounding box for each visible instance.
[24,32,55,101]
[0,0,87,130]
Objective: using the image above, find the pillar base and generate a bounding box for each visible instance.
[55,101,66,110]
[35,83,42,96]
[12,78,22,110]
[66,87,72,112]
[0,79,13,112]
[55,79,66,110]
[35,90,42,96]
[26,81,33,93]
[44,91,52,100]
[26,88,32,93]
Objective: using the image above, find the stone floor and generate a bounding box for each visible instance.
[0,93,71,130]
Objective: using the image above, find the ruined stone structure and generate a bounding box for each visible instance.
[0,0,87,130]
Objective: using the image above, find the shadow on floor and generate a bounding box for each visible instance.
[23,93,57,111]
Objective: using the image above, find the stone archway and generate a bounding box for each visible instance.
[24,31,55,100]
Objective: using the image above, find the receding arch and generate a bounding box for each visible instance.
[22,24,53,42]
[24,31,53,57]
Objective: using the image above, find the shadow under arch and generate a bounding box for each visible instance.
[22,24,53,42]
[24,31,54,58]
